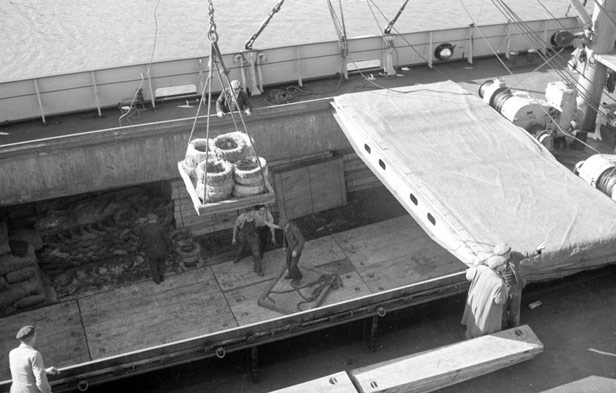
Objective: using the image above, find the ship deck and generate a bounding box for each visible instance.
[2,49,616,391]
[0,215,467,390]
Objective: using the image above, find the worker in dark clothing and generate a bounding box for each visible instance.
[255,204,276,253]
[232,207,263,277]
[279,217,305,286]
[139,213,171,284]
[216,80,252,117]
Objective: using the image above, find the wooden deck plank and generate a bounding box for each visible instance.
[350,325,543,393]
[210,250,286,292]
[223,279,282,325]
[79,268,236,359]
[270,371,357,393]
[321,270,373,306]
[297,236,348,268]
[333,217,466,292]
[332,216,413,246]
[0,301,89,381]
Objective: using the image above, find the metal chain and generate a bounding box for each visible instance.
[207,0,218,43]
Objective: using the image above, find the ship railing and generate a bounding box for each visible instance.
[0,17,580,125]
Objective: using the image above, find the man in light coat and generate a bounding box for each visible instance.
[9,325,59,393]
[461,255,509,339]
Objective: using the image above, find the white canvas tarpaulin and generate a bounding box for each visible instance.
[332,80,616,282]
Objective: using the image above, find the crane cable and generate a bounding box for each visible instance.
[327,0,349,57]
[186,0,268,201]
[244,0,285,51]
[461,0,601,153]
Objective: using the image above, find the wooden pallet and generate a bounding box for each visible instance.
[350,325,543,393]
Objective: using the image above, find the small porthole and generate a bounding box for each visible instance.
[410,193,418,205]
[379,159,386,170]
[427,213,436,225]
[364,144,371,154]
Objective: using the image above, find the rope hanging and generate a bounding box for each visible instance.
[184,0,269,204]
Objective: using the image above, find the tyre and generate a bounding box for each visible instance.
[212,132,248,163]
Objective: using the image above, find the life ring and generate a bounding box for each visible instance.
[212,132,248,163]
[195,159,234,187]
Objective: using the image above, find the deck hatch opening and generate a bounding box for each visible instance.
[410,193,418,205]
[379,159,386,170]
[364,143,371,154]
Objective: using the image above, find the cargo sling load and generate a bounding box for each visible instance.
[332,80,616,282]
[178,0,275,216]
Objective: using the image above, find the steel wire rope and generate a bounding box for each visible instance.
[120,0,161,124]
[466,0,601,152]
[494,0,613,111]
[490,0,600,151]
[537,0,576,31]
[499,0,615,149]
[491,0,598,106]
[365,0,451,80]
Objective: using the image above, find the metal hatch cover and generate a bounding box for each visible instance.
[331,80,616,282]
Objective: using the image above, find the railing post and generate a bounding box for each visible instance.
[33,79,46,124]
[90,71,102,117]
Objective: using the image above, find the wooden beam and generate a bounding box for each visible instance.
[269,371,356,393]
[350,325,543,393]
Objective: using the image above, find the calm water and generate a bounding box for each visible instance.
[0,0,584,82]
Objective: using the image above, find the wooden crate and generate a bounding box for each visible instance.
[273,156,347,220]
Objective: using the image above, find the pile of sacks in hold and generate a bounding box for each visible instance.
[0,214,54,317]
[28,187,202,299]
[181,131,269,203]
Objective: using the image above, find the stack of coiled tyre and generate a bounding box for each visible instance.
[183,132,269,202]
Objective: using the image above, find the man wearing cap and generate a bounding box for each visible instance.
[138,213,171,285]
[216,80,253,118]
[279,217,305,286]
[492,242,545,329]
[9,326,59,393]
[461,254,509,339]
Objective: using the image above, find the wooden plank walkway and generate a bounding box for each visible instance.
[0,216,467,382]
